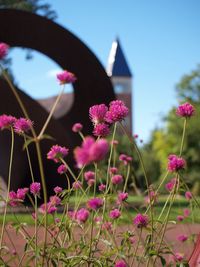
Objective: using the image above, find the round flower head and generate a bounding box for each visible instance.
[89,139,109,162]
[47,145,69,163]
[105,100,129,123]
[72,123,83,133]
[57,164,67,174]
[174,252,184,262]
[176,102,195,118]
[0,114,16,130]
[93,123,110,137]
[177,215,184,222]
[50,195,61,206]
[183,208,190,217]
[30,182,41,196]
[109,209,121,219]
[167,154,186,172]
[119,154,132,165]
[0,42,9,60]
[72,181,82,190]
[98,183,106,192]
[115,259,127,267]
[177,234,188,242]
[17,188,29,200]
[8,191,18,207]
[133,213,148,228]
[185,191,192,200]
[54,186,62,194]
[102,221,112,231]
[14,118,33,134]
[56,70,76,84]
[110,167,118,174]
[87,179,95,187]
[165,178,176,192]
[118,192,128,202]
[89,104,108,125]
[74,137,109,168]
[87,197,104,210]
[111,175,123,185]
[84,171,95,181]
[76,208,90,223]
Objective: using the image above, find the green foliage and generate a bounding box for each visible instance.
[147,65,200,194]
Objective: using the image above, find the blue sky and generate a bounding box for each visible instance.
[9,0,200,142]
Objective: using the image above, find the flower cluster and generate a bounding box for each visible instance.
[0,115,33,134]
[89,100,128,137]
[133,213,149,228]
[56,70,76,84]
[47,145,69,163]
[176,102,195,118]
[167,154,186,172]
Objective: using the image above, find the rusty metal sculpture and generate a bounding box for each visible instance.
[0,9,115,197]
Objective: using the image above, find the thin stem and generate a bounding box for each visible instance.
[0,128,14,251]
[24,135,34,183]
[179,118,187,156]
[37,86,65,140]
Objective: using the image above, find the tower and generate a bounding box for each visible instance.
[107,38,133,133]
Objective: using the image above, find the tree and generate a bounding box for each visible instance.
[149,65,200,194]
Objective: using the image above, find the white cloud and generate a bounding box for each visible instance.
[46,69,62,78]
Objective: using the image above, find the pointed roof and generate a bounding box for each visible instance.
[107,38,132,77]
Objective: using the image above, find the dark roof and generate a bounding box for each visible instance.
[108,38,132,77]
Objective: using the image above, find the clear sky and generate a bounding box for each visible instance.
[9,0,200,143]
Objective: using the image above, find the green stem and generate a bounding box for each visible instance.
[37,86,65,140]
[24,135,35,183]
[179,118,187,156]
[0,127,14,251]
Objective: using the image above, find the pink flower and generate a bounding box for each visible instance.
[177,234,188,242]
[8,191,18,207]
[88,197,104,210]
[176,102,195,118]
[165,178,176,192]
[49,195,61,206]
[111,175,123,185]
[185,191,192,200]
[119,154,132,165]
[76,208,90,223]
[47,145,69,163]
[72,181,82,190]
[30,182,41,196]
[39,203,57,214]
[17,188,29,200]
[183,208,190,217]
[110,167,118,174]
[109,209,121,219]
[118,192,128,202]
[55,217,60,223]
[89,104,108,125]
[174,252,184,262]
[129,237,136,244]
[74,137,109,168]
[72,123,83,133]
[177,215,184,222]
[133,213,148,228]
[0,114,16,130]
[105,100,129,123]
[98,183,106,192]
[115,259,127,267]
[167,154,186,172]
[57,164,67,174]
[87,179,95,187]
[111,140,119,146]
[56,70,76,84]
[0,43,9,59]
[84,171,95,181]
[54,186,62,194]
[133,134,138,139]
[89,139,109,162]
[68,210,77,220]
[93,123,110,137]
[14,118,33,134]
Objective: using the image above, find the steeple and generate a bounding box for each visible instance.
[107,38,132,78]
[107,38,133,133]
